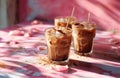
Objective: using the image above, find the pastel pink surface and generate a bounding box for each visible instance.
[19,0,120,31]
[0,23,120,78]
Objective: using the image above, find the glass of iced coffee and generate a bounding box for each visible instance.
[54,16,76,30]
[72,22,96,55]
[45,28,72,64]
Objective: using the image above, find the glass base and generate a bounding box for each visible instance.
[74,50,93,56]
[49,59,69,65]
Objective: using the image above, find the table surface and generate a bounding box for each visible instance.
[0,22,120,78]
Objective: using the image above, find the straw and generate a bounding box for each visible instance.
[66,7,75,29]
[87,12,91,23]
[71,7,75,18]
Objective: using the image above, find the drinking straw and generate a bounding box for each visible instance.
[71,7,75,18]
[87,12,91,23]
[66,7,75,29]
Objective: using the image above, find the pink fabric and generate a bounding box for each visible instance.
[0,22,120,78]
[19,0,120,30]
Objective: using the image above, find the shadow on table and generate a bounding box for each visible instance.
[68,59,120,77]
[91,51,120,63]
[0,74,10,78]
[1,60,51,78]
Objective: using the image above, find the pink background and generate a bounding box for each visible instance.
[19,0,120,30]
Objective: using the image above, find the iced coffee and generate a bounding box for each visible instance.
[72,22,96,55]
[54,16,76,30]
[45,28,72,64]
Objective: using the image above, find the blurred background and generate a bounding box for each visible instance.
[0,0,120,30]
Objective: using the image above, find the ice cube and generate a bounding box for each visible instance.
[59,18,65,22]
[49,36,58,45]
[55,30,64,38]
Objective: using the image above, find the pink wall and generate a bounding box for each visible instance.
[19,0,120,30]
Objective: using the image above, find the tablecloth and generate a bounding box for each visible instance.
[0,22,120,78]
